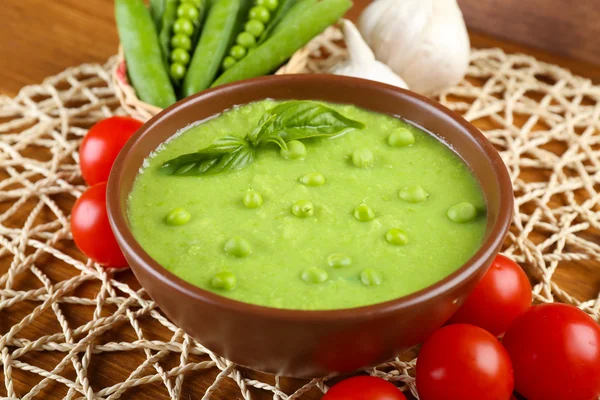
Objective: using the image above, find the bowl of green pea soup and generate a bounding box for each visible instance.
[107,74,513,377]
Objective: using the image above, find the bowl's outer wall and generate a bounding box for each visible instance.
[107,75,513,378]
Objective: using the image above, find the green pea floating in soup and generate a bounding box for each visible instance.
[224,237,252,257]
[385,228,409,246]
[399,185,429,203]
[292,200,314,218]
[243,189,263,208]
[353,203,375,221]
[298,172,326,186]
[447,202,477,223]
[388,127,415,147]
[211,271,237,291]
[301,267,328,284]
[360,268,382,286]
[165,207,191,226]
[281,140,307,160]
[327,253,352,268]
[352,148,374,168]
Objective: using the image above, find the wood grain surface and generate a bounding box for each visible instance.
[0,1,599,399]
[458,0,600,67]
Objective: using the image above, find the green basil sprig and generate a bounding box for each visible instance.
[161,101,365,176]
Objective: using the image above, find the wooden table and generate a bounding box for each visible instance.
[1,1,598,399]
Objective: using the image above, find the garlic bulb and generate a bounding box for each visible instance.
[358,0,470,95]
[329,19,408,89]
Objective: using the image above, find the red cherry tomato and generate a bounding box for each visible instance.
[416,324,514,400]
[71,182,127,268]
[323,376,406,400]
[503,303,600,400]
[79,116,143,185]
[448,254,532,336]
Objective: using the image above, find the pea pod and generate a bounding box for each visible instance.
[150,0,166,31]
[268,0,317,37]
[182,0,250,97]
[159,0,179,66]
[257,0,297,44]
[168,0,207,83]
[211,0,351,87]
[115,0,177,108]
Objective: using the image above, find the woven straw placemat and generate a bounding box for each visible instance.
[1,42,599,399]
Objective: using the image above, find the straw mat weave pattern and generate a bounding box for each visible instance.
[1,44,599,399]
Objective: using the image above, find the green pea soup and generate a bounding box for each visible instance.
[127,100,487,310]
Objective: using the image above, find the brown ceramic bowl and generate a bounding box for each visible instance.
[107,74,513,378]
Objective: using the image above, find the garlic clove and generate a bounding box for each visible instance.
[357,0,470,95]
[329,19,409,89]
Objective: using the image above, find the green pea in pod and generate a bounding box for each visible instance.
[161,0,207,85]
[211,0,351,87]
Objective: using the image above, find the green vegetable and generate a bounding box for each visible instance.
[388,128,415,147]
[171,33,192,50]
[298,172,325,186]
[211,271,237,290]
[301,267,328,283]
[230,45,247,60]
[161,0,206,86]
[292,200,314,218]
[236,31,257,48]
[212,0,351,87]
[171,48,191,64]
[257,0,299,44]
[399,185,429,203]
[222,56,237,70]
[249,6,271,22]
[360,268,382,286]
[165,207,192,225]
[182,0,250,97]
[385,228,409,246]
[170,63,187,80]
[280,140,306,160]
[447,202,477,223]
[159,0,179,65]
[327,253,351,268]
[353,203,375,222]
[352,148,374,169]
[245,19,265,37]
[243,189,263,208]
[224,237,252,257]
[115,0,177,108]
[257,0,279,11]
[150,0,166,31]
[161,101,364,177]
[178,2,200,19]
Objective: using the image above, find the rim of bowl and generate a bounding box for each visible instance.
[107,74,513,323]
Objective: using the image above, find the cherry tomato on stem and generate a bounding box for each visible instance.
[79,116,143,186]
[503,303,600,400]
[448,254,532,336]
[71,182,127,268]
[416,324,514,400]
[323,376,406,400]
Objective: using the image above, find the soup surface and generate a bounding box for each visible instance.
[128,100,487,310]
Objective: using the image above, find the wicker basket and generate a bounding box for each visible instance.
[112,25,347,121]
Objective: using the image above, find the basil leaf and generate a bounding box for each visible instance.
[158,101,364,178]
[160,135,254,176]
[248,114,277,146]
[262,101,365,142]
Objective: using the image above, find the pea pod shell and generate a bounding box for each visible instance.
[150,0,166,31]
[115,0,177,108]
[257,0,300,44]
[159,0,179,65]
[182,0,250,97]
[211,0,351,87]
